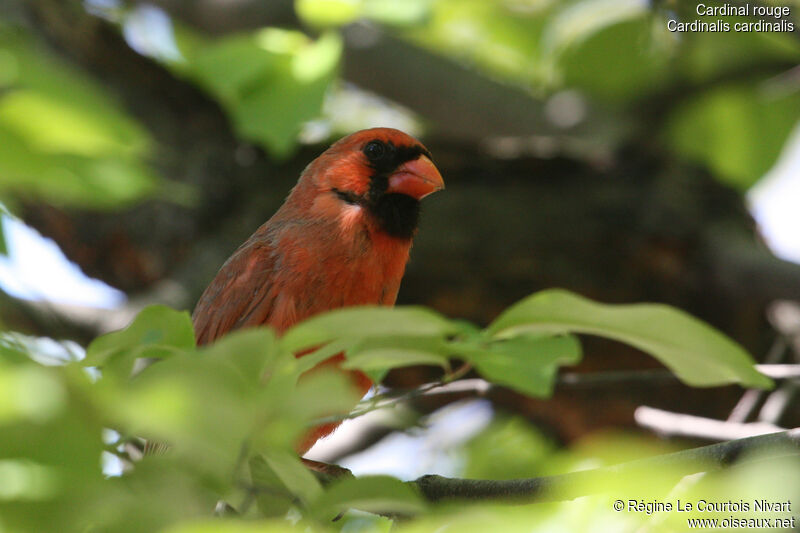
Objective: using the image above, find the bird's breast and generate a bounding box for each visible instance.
[271,219,412,332]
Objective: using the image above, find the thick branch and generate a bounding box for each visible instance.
[411,428,800,503]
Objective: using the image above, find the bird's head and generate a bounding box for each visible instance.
[300,128,445,239]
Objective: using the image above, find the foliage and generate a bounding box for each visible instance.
[0,26,161,210]
[295,0,800,189]
[170,27,342,157]
[0,289,785,532]
[2,0,798,210]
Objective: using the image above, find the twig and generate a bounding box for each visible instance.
[311,365,480,426]
[559,364,800,386]
[635,406,786,441]
[312,365,800,426]
[728,336,789,423]
[411,428,800,503]
[758,382,800,424]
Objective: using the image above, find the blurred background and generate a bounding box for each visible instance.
[1,0,800,479]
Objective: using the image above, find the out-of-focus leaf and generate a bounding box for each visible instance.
[555,19,669,102]
[310,475,425,518]
[0,210,9,255]
[294,339,352,374]
[488,289,771,389]
[0,122,159,209]
[296,0,362,26]
[277,370,362,439]
[659,450,800,531]
[260,449,322,504]
[175,28,341,156]
[462,417,555,480]
[406,0,547,86]
[248,454,306,517]
[101,347,279,481]
[678,18,800,84]
[0,364,65,424]
[334,510,394,533]
[200,328,278,388]
[162,521,302,533]
[363,0,432,26]
[0,358,105,533]
[542,0,671,102]
[666,83,800,190]
[342,336,452,373]
[542,0,647,54]
[281,306,458,352]
[457,334,581,398]
[0,27,160,208]
[0,90,144,157]
[0,337,29,365]
[0,459,60,501]
[0,332,84,367]
[85,459,222,533]
[297,0,431,27]
[84,305,195,379]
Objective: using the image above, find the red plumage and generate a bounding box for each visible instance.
[192,128,444,453]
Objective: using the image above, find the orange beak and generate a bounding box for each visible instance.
[387,155,445,200]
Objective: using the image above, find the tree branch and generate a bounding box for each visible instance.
[411,428,800,503]
[635,405,787,441]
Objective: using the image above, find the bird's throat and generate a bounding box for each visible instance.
[368,193,420,239]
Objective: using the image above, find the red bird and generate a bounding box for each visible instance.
[192,128,444,454]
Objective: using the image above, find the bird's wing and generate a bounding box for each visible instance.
[192,240,280,345]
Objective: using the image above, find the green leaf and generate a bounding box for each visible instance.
[0,121,160,209]
[84,305,195,378]
[281,306,458,353]
[488,289,771,389]
[311,475,425,518]
[405,0,546,87]
[294,338,352,374]
[102,344,290,480]
[296,0,432,28]
[0,90,144,157]
[462,417,555,480]
[163,521,301,533]
[0,27,160,209]
[0,332,83,366]
[0,339,29,366]
[261,449,322,503]
[342,336,452,372]
[296,0,362,27]
[555,18,669,102]
[666,83,800,190]
[200,328,278,387]
[363,0,433,26]
[177,28,341,157]
[0,213,7,256]
[0,365,66,424]
[333,510,395,533]
[543,0,648,55]
[280,370,363,435]
[458,334,581,398]
[249,452,321,516]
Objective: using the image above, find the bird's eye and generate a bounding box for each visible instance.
[363,140,387,162]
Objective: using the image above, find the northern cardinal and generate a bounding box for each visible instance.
[192,128,444,454]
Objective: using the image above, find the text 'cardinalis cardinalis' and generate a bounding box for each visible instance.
[192,128,444,453]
